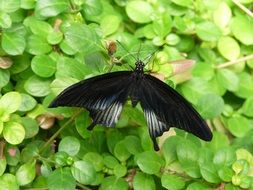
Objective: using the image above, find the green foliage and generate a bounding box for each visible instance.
[0,0,253,189]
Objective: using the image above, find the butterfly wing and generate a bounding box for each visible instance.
[139,74,212,150]
[49,71,132,128]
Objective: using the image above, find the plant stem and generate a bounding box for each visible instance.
[76,183,92,190]
[232,0,253,18]
[39,109,82,154]
[215,54,253,69]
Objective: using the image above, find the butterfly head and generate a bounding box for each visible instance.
[134,60,145,73]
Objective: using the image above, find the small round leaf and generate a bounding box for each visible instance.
[126,1,153,23]
[71,160,96,185]
[58,136,80,156]
[3,122,25,145]
[16,160,36,186]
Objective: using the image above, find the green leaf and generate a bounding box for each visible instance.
[176,139,198,163]
[71,160,96,185]
[192,62,214,80]
[4,144,20,166]
[227,115,252,138]
[135,151,164,174]
[0,121,3,134]
[213,148,236,167]
[21,117,39,138]
[171,0,192,7]
[75,112,91,139]
[54,151,69,167]
[217,36,240,61]
[186,182,212,190]
[20,0,35,9]
[103,155,119,169]
[231,15,253,45]
[47,31,63,45]
[83,152,103,172]
[58,136,80,156]
[234,72,253,98]
[35,0,69,17]
[20,143,39,163]
[3,122,25,145]
[24,75,51,97]
[196,21,221,41]
[0,158,6,176]
[47,168,76,190]
[241,96,253,117]
[196,93,224,119]
[113,164,127,178]
[0,91,21,113]
[2,29,26,55]
[107,130,124,154]
[161,174,185,190]
[238,0,253,3]
[0,173,19,190]
[232,159,249,175]
[18,93,37,112]
[26,35,52,55]
[153,14,172,38]
[10,54,30,74]
[199,162,221,183]
[114,140,131,162]
[133,172,155,190]
[126,1,153,23]
[82,0,102,16]
[162,136,182,164]
[176,139,201,178]
[165,33,180,45]
[16,160,36,186]
[63,24,102,55]
[216,69,239,91]
[179,77,213,104]
[100,176,128,190]
[123,135,143,155]
[0,11,11,28]
[213,2,231,29]
[40,162,52,177]
[218,167,233,182]
[24,16,53,38]
[0,69,10,88]
[50,77,79,95]
[56,57,88,80]
[101,15,121,36]
[0,0,20,13]
[206,132,229,151]
[31,55,56,77]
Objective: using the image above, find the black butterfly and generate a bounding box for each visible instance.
[49,59,212,151]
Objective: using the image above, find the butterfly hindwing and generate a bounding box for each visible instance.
[49,71,132,128]
[87,86,130,129]
[140,74,212,150]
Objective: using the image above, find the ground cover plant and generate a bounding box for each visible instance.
[0,0,253,189]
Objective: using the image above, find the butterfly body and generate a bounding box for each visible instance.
[50,60,212,150]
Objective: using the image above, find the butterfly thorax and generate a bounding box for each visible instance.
[129,60,145,107]
[134,60,145,74]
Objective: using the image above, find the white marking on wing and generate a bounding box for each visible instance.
[144,109,167,137]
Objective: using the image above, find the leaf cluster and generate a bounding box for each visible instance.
[0,0,253,190]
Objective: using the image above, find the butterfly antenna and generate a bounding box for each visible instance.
[143,50,157,65]
[116,40,137,61]
[137,42,142,61]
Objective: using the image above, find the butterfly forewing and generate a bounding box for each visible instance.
[49,71,132,111]
[140,74,212,150]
